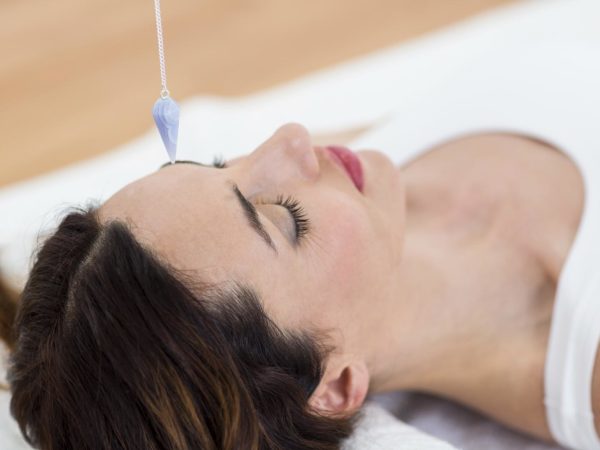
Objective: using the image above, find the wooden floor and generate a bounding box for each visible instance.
[0,0,514,188]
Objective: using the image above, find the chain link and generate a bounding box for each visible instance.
[153,0,168,96]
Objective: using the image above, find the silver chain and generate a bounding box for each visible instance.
[153,0,170,99]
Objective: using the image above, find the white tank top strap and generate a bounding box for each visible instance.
[544,167,600,449]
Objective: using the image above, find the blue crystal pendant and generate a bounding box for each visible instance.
[152,96,180,163]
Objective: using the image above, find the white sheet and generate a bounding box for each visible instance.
[2,0,597,447]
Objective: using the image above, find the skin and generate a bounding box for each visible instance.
[98,123,586,445]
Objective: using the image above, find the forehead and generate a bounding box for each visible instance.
[97,164,270,283]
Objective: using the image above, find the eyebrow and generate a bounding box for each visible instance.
[158,160,278,253]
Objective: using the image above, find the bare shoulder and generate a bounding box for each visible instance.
[424,133,584,279]
[593,353,600,436]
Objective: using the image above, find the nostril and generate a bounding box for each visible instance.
[274,123,318,178]
[301,146,320,179]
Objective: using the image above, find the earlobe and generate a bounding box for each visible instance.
[309,360,370,415]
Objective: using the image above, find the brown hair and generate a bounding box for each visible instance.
[1,203,360,449]
[0,268,18,350]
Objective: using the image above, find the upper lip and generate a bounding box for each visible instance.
[319,146,363,192]
[318,146,347,177]
[328,152,347,174]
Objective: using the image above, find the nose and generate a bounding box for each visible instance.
[243,123,320,190]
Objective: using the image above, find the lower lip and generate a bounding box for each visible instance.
[325,146,364,192]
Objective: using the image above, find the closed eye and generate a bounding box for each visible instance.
[208,155,310,244]
[159,157,311,246]
[271,195,310,242]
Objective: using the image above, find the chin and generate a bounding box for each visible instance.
[358,149,407,236]
[358,149,402,193]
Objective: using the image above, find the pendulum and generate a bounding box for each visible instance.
[152,0,179,163]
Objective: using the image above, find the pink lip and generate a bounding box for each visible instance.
[325,146,364,192]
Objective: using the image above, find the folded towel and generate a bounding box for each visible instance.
[342,402,458,450]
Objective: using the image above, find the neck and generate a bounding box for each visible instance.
[363,162,552,410]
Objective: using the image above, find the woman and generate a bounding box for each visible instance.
[2,47,599,449]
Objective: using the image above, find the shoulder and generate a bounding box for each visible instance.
[592,357,600,436]
[448,133,584,283]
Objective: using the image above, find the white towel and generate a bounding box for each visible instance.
[342,402,458,450]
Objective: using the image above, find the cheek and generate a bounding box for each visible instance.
[274,187,402,328]
[309,201,375,300]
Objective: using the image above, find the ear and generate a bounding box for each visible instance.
[308,360,370,415]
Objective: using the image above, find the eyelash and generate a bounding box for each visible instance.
[211,154,311,242]
[273,194,311,242]
[212,154,227,168]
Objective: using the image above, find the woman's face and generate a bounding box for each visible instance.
[99,123,406,351]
